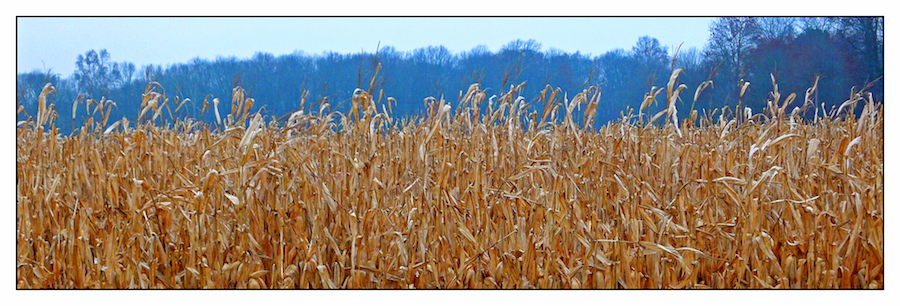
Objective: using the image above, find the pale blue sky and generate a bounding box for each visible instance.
[17,17,715,77]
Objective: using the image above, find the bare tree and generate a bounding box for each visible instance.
[798,17,839,33]
[677,47,702,72]
[835,17,884,81]
[756,17,798,42]
[704,17,761,79]
[632,36,668,68]
[73,49,134,98]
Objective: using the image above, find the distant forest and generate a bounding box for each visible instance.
[17,17,883,134]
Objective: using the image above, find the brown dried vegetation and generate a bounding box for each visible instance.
[16,72,883,288]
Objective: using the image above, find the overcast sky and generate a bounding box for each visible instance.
[17,17,715,78]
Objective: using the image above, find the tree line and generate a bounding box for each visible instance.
[17,17,883,134]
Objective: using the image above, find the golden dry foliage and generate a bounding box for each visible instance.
[16,79,883,289]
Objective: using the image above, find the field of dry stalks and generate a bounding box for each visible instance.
[16,72,883,289]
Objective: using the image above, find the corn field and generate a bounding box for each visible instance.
[16,71,883,289]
